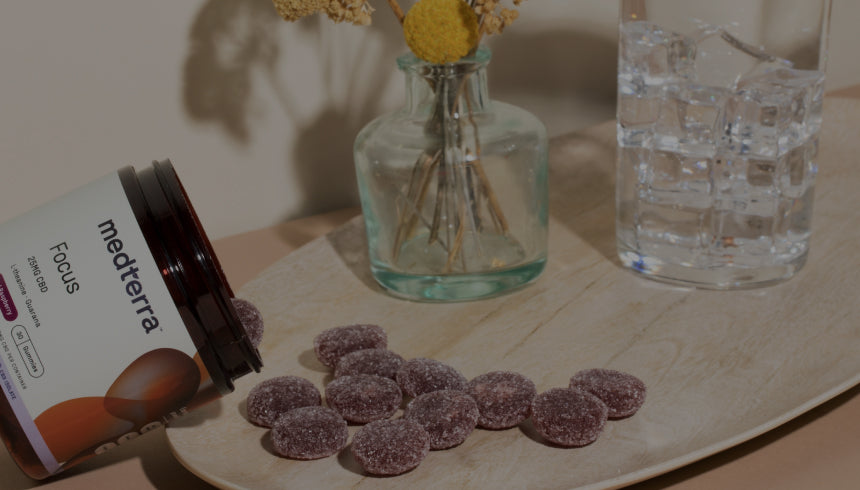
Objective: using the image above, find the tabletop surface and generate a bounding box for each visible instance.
[2,92,860,489]
[165,98,860,489]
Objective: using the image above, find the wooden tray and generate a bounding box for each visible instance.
[166,99,860,489]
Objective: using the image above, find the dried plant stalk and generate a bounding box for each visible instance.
[392,149,442,260]
[386,0,405,23]
[390,64,519,273]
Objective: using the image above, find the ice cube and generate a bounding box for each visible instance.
[746,158,776,187]
[713,153,780,217]
[739,68,826,141]
[725,68,826,157]
[648,149,682,192]
[781,185,815,242]
[618,21,696,148]
[708,208,777,261]
[637,201,708,248]
[617,82,661,147]
[653,83,728,155]
[620,21,696,86]
[707,153,781,262]
[693,28,793,89]
[769,186,812,258]
[693,31,761,89]
[778,137,818,199]
[644,149,713,207]
[711,210,775,239]
[616,147,649,201]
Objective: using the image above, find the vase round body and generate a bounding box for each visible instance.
[354,47,549,302]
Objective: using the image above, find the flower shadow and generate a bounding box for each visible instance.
[290,107,364,218]
[325,214,382,293]
[481,27,622,264]
[487,27,618,136]
[181,2,622,267]
[547,122,620,265]
[183,0,405,220]
[287,21,405,218]
[183,0,281,145]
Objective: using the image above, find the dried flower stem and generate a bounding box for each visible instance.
[392,149,442,260]
[463,88,509,235]
[386,0,405,23]
[428,156,447,245]
[272,0,528,273]
[390,67,518,272]
[445,194,468,272]
[382,0,529,273]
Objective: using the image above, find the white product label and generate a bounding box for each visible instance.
[0,172,204,470]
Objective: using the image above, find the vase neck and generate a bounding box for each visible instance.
[399,46,492,116]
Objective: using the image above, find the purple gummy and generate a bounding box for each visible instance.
[246,376,321,428]
[351,419,431,476]
[325,374,402,423]
[569,368,646,419]
[467,371,537,429]
[313,324,387,368]
[334,348,405,380]
[396,358,468,398]
[231,297,264,348]
[270,406,348,460]
[531,388,608,447]
[404,390,479,449]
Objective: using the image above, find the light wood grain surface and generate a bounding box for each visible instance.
[3,97,859,490]
[163,99,860,489]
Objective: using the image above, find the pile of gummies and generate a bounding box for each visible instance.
[244,323,646,476]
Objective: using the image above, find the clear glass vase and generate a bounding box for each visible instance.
[354,46,548,302]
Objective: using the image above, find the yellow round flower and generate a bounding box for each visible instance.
[403,0,479,64]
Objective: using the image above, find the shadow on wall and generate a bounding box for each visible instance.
[488,28,618,135]
[182,0,403,218]
[288,18,405,217]
[182,0,618,217]
[488,28,618,103]
[183,0,280,144]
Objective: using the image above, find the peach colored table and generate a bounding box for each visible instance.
[4,94,860,489]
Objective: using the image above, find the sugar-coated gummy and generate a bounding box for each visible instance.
[325,374,402,423]
[246,376,321,428]
[467,371,537,429]
[231,298,264,348]
[396,358,468,398]
[404,390,479,449]
[334,348,405,380]
[569,368,646,419]
[313,324,387,368]
[351,419,431,476]
[270,406,348,460]
[531,388,608,447]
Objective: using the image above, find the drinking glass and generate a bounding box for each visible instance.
[616,0,832,288]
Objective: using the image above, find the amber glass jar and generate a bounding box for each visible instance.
[0,160,262,479]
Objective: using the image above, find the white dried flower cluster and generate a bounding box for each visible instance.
[473,0,527,35]
[271,0,374,26]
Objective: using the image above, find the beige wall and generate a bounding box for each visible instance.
[1,1,856,239]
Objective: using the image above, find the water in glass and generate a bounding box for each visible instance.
[616,19,824,288]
